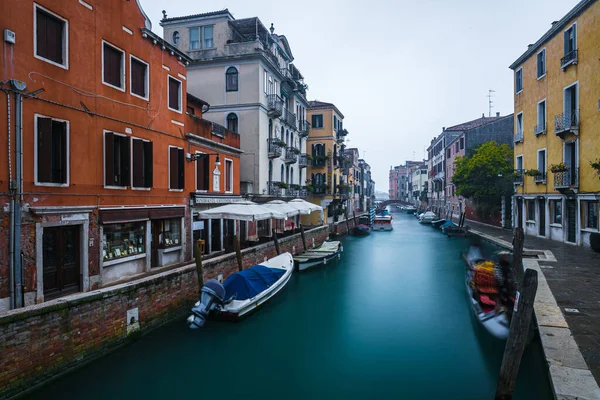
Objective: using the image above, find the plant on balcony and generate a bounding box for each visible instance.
[550,163,568,173]
[274,139,287,147]
[290,184,301,190]
[306,154,313,160]
[278,182,288,189]
[292,147,301,155]
[589,159,600,174]
[525,169,541,177]
[306,185,314,192]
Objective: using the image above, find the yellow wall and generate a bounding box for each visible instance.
[514,1,600,195]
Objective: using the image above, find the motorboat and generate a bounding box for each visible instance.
[431,219,446,228]
[404,205,417,214]
[418,211,437,224]
[293,241,343,271]
[187,253,294,327]
[352,224,370,236]
[372,215,393,231]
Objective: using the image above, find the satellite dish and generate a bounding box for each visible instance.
[9,79,27,92]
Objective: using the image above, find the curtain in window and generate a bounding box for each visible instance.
[190,28,199,50]
[204,26,213,48]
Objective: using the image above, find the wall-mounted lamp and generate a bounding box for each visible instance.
[186,152,220,165]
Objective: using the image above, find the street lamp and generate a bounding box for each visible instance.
[186,152,220,165]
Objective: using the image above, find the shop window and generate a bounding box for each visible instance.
[102,222,145,261]
[36,115,68,185]
[156,218,182,248]
[527,200,535,221]
[169,147,184,190]
[551,200,562,224]
[105,132,130,187]
[584,201,599,230]
[132,138,153,188]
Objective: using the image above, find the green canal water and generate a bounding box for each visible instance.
[31,212,552,399]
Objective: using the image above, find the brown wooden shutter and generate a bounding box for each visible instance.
[169,147,178,189]
[36,9,47,59]
[196,155,202,190]
[37,117,52,183]
[132,139,143,187]
[143,141,153,188]
[168,78,179,110]
[177,148,184,190]
[104,132,114,186]
[121,136,130,186]
[52,120,67,183]
[46,11,63,64]
[103,44,121,87]
[203,155,209,190]
[131,59,146,97]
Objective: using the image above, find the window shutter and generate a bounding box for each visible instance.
[121,136,130,186]
[169,147,178,189]
[36,9,47,59]
[196,154,209,191]
[37,117,53,183]
[132,139,143,187]
[104,132,114,186]
[131,59,146,97]
[143,141,153,188]
[177,149,185,189]
[169,78,179,110]
[52,120,67,183]
[46,12,63,64]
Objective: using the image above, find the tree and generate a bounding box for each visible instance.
[452,142,514,203]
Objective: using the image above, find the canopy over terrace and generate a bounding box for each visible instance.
[197,200,285,221]
[288,199,323,215]
[263,200,301,218]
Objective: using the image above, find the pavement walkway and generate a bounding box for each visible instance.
[467,220,600,394]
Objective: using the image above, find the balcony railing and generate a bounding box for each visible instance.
[268,181,283,197]
[298,120,310,137]
[298,154,309,168]
[514,130,524,143]
[553,167,579,190]
[283,109,297,129]
[312,184,328,195]
[560,49,578,70]
[336,128,348,143]
[283,147,298,164]
[533,122,546,136]
[298,187,308,198]
[267,95,283,117]
[534,171,546,183]
[268,138,283,158]
[514,170,524,185]
[312,155,327,168]
[554,110,579,137]
[281,67,294,82]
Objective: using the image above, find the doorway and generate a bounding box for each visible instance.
[43,225,81,300]
[538,198,546,236]
[566,199,577,243]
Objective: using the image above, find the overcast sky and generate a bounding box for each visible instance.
[141,0,579,191]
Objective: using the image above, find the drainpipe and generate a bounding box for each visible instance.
[13,84,24,308]
[6,90,15,309]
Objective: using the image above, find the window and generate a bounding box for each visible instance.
[226,113,238,133]
[155,218,182,248]
[537,149,546,180]
[190,27,199,50]
[105,132,130,187]
[225,159,233,193]
[264,70,268,94]
[36,115,68,185]
[455,142,459,152]
[195,153,209,191]
[130,56,149,99]
[516,155,523,171]
[226,67,238,92]
[515,68,523,93]
[564,24,577,56]
[312,114,323,128]
[459,137,464,150]
[537,49,546,79]
[168,76,182,112]
[169,147,184,190]
[516,113,523,134]
[203,26,213,48]
[564,83,578,118]
[527,200,535,221]
[35,4,68,68]
[103,222,146,261]
[551,200,562,224]
[132,138,152,188]
[102,41,125,90]
[584,201,598,229]
[446,149,451,158]
[537,100,546,133]
[172,31,180,45]
[334,115,338,130]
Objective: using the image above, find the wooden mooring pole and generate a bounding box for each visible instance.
[300,225,307,251]
[345,212,351,235]
[512,227,525,279]
[494,268,538,400]
[233,235,243,272]
[193,240,205,292]
[272,228,281,255]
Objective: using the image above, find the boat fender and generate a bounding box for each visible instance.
[323,257,327,265]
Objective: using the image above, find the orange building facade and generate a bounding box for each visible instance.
[0,0,241,311]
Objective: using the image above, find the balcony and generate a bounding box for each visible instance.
[298,120,310,137]
[534,171,546,184]
[514,130,524,143]
[311,184,329,196]
[533,122,546,136]
[554,110,579,138]
[267,95,283,118]
[560,49,578,70]
[280,67,294,82]
[268,181,284,197]
[283,109,297,130]
[283,147,298,164]
[312,155,327,168]
[514,170,524,185]
[336,128,348,143]
[211,122,226,137]
[268,138,283,158]
[553,167,579,190]
[298,154,309,168]
[298,187,308,198]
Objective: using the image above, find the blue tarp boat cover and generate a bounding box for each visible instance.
[441,221,457,229]
[223,265,285,301]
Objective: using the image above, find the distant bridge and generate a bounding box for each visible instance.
[376,199,413,211]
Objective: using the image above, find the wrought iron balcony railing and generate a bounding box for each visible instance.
[514,130,524,143]
[283,147,298,164]
[283,109,297,129]
[268,138,283,158]
[336,128,348,143]
[298,154,309,168]
[312,184,328,195]
[312,155,327,168]
[267,95,283,117]
[534,171,546,183]
[514,170,524,185]
[298,187,308,198]
[533,122,546,136]
[298,120,310,137]
[280,67,294,82]
[553,167,578,190]
[268,181,283,197]
[560,49,578,70]
[554,110,579,137]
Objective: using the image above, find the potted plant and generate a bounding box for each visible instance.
[550,163,568,173]
[275,139,286,147]
[292,148,301,155]
[306,185,314,192]
[590,159,600,176]
[278,182,288,189]
[306,154,313,160]
[525,169,540,177]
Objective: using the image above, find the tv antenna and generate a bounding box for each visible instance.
[488,89,495,117]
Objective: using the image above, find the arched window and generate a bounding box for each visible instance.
[280,165,285,182]
[226,67,238,92]
[226,113,238,133]
[172,31,180,45]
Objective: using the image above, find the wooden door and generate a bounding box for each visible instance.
[566,200,577,243]
[538,199,546,236]
[43,226,80,300]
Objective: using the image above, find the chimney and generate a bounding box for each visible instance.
[482,113,485,118]
[270,23,275,34]
[496,112,500,117]
[442,127,445,131]
[527,44,533,49]
[551,20,558,26]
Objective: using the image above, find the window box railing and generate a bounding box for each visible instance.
[533,122,546,136]
[298,154,309,168]
[560,49,578,70]
[267,95,283,117]
[534,171,546,183]
[554,110,579,137]
[283,147,298,164]
[283,109,297,130]
[514,169,524,185]
[553,167,579,190]
[514,130,524,143]
[298,119,310,137]
[268,138,282,158]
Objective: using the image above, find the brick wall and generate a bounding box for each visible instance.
[0,226,329,398]
[329,213,367,236]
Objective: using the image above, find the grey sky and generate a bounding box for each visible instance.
[141,0,579,191]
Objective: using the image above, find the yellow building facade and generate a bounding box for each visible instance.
[305,101,349,224]
[510,0,600,246]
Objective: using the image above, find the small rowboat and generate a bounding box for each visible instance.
[352,224,370,236]
[293,241,343,271]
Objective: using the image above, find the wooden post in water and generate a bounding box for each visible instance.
[512,227,524,279]
[300,225,307,251]
[233,235,243,272]
[353,211,358,229]
[345,212,351,235]
[494,268,538,400]
[193,240,205,291]
[272,228,281,255]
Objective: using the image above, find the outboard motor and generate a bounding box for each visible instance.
[187,279,226,329]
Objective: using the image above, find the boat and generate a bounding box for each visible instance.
[444,224,470,237]
[431,219,446,228]
[418,211,437,224]
[293,241,343,271]
[187,253,294,327]
[463,245,510,339]
[372,215,393,231]
[351,224,370,236]
[404,205,417,214]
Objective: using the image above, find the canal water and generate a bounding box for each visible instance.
[31,211,552,399]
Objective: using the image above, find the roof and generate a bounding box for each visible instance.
[509,0,596,70]
[308,100,345,118]
[444,116,503,132]
[160,9,232,24]
[140,28,192,63]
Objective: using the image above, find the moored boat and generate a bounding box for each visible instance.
[418,211,437,224]
[372,215,393,231]
[431,219,446,228]
[404,205,417,214]
[293,241,343,271]
[187,253,294,327]
[352,224,370,236]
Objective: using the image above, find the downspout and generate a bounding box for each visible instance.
[6,90,15,309]
[14,90,23,308]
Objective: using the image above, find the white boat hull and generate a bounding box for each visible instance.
[294,241,342,271]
